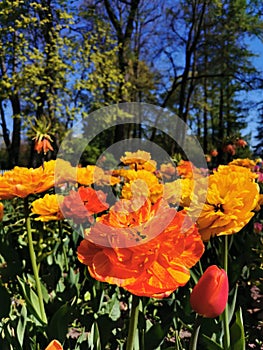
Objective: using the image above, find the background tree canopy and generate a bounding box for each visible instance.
[0,0,263,168]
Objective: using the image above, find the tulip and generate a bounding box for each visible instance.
[235,138,247,148]
[45,340,63,350]
[254,222,263,233]
[223,144,236,155]
[190,265,229,318]
[210,149,218,157]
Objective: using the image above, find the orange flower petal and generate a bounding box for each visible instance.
[77,204,204,298]
[45,340,63,350]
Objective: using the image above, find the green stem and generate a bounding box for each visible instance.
[24,199,47,324]
[189,316,202,350]
[59,221,69,272]
[198,260,203,275]
[223,235,228,274]
[223,235,230,350]
[126,295,140,350]
[174,330,180,350]
[140,329,145,350]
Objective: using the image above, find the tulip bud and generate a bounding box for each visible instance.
[190,265,229,318]
[45,340,63,350]
[210,149,218,157]
[254,222,263,233]
[235,138,247,148]
[223,144,236,155]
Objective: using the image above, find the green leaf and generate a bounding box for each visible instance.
[190,268,199,284]
[17,276,44,325]
[144,323,167,350]
[138,310,146,331]
[107,294,121,321]
[97,314,116,349]
[69,267,80,286]
[47,303,74,342]
[228,284,238,324]
[88,321,101,350]
[17,304,27,348]
[27,273,49,304]
[230,307,245,350]
[201,334,224,350]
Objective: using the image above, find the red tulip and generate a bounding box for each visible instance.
[223,144,236,155]
[190,265,229,318]
[235,138,247,148]
[210,149,218,157]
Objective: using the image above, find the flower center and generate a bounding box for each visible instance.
[214,203,224,213]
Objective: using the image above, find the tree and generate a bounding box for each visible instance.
[0,0,74,167]
[254,103,263,156]
[78,0,164,143]
[156,0,262,157]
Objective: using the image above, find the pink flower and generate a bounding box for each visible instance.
[254,222,263,233]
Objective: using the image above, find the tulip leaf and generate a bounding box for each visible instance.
[47,303,75,342]
[144,323,167,349]
[230,307,245,350]
[69,266,80,286]
[17,276,44,324]
[228,284,238,324]
[200,334,224,349]
[103,293,121,321]
[17,303,27,348]
[96,314,116,349]
[190,268,199,284]
[88,321,101,350]
[138,310,147,330]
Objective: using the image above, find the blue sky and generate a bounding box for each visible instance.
[242,36,263,147]
[1,25,263,152]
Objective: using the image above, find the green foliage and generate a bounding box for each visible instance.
[230,308,245,350]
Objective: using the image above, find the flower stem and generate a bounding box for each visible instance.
[24,198,47,324]
[223,235,230,350]
[58,221,69,272]
[189,316,202,350]
[223,235,228,274]
[126,295,140,350]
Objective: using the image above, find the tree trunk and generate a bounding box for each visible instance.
[10,95,21,167]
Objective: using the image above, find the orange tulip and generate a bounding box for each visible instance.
[176,160,195,179]
[78,199,204,298]
[120,150,157,171]
[0,162,55,200]
[45,339,63,350]
[61,186,109,224]
[31,194,64,222]
[190,265,229,318]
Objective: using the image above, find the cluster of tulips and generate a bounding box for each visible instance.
[0,150,262,349]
